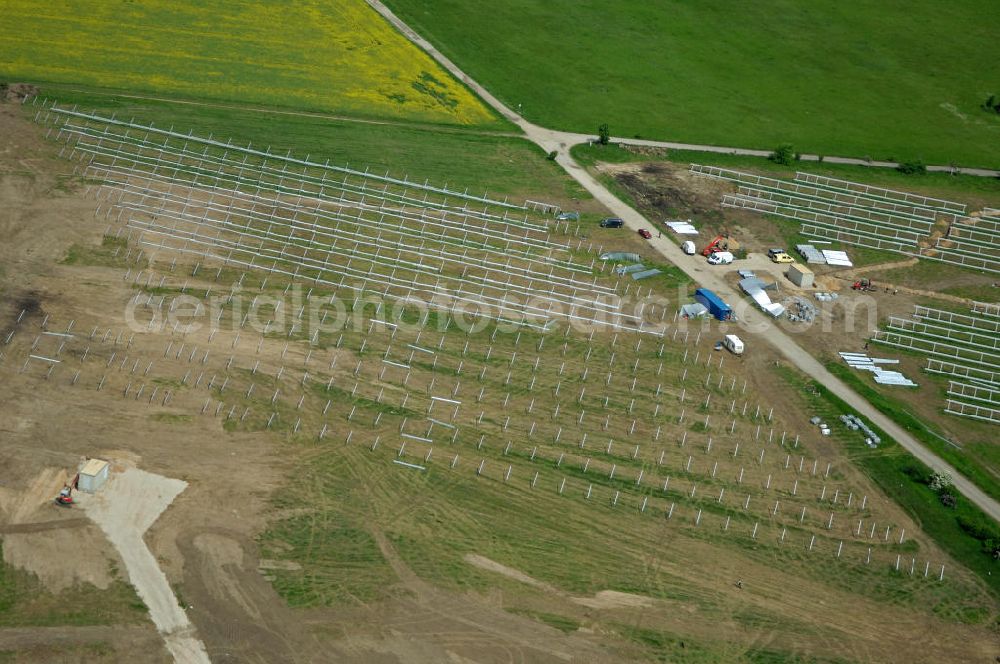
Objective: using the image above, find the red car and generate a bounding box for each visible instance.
[638,229,652,239]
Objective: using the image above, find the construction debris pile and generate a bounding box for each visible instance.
[785,296,817,323]
[839,352,917,387]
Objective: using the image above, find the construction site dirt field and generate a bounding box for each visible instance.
[600,158,1000,494]
[2,99,999,664]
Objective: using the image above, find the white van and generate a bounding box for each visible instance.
[707,251,734,265]
[724,334,744,355]
[681,240,697,255]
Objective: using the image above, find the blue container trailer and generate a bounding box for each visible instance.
[694,288,733,321]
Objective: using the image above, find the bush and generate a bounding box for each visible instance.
[940,492,957,509]
[956,514,1000,543]
[929,472,954,492]
[901,462,929,484]
[546,150,557,161]
[982,94,1000,115]
[768,143,795,166]
[897,160,927,175]
[597,123,610,146]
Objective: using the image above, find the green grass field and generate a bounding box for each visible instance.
[30,88,586,206]
[385,0,1000,168]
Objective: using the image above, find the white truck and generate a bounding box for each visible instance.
[723,334,744,355]
[707,251,734,265]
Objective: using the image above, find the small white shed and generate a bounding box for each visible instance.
[787,263,814,288]
[78,459,110,493]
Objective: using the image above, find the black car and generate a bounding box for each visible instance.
[600,217,624,228]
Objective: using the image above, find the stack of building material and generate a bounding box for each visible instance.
[839,352,916,386]
[822,249,853,267]
[665,219,698,235]
[839,414,882,447]
[615,263,647,275]
[600,252,641,262]
[796,244,827,264]
[739,277,785,318]
[631,268,662,280]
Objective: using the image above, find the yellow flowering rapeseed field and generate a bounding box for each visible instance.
[0,0,496,125]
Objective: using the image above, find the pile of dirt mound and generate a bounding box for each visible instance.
[2,83,39,102]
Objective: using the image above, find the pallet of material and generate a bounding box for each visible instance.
[822,249,853,267]
[840,352,916,386]
[873,372,918,387]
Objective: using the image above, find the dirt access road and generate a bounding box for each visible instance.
[79,467,211,664]
[367,0,1000,524]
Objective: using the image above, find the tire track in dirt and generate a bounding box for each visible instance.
[370,528,568,662]
[332,454,601,659]
[0,517,89,534]
[0,625,167,659]
[173,527,326,664]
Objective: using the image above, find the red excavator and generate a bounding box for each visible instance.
[852,278,876,292]
[54,474,79,507]
[701,234,739,256]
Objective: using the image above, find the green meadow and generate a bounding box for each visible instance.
[385,0,1000,167]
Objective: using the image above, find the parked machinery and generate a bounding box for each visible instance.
[852,278,876,292]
